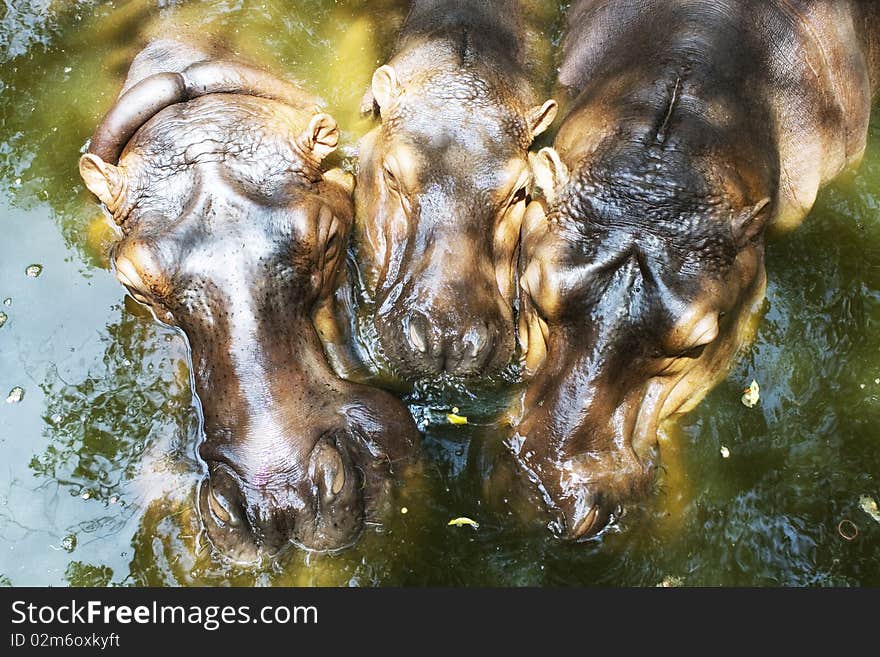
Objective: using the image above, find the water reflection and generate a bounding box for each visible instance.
[34,303,198,506]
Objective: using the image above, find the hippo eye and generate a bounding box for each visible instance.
[676,344,707,359]
[383,164,400,192]
[510,186,528,206]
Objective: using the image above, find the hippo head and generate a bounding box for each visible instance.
[80,57,418,561]
[356,64,557,379]
[510,140,771,538]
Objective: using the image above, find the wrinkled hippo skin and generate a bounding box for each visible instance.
[80,40,420,561]
[504,0,880,538]
[354,0,558,381]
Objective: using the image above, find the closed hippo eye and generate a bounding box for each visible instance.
[510,185,528,207]
[664,311,720,357]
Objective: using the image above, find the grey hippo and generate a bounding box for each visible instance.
[79,40,420,562]
[506,0,880,538]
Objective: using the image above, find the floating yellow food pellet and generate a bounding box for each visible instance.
[401,507,408,514]
[447,408,468,425]
[859,495,880,523]
[741,379,760,408]
[720,446,730,459]
[447,517,479,529]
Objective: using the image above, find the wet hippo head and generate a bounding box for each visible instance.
[356,63,557,379]
[511,141,771,538]
[79,49,419,561]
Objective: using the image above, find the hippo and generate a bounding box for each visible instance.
[79,40,420,561]
[505,0,880,538]
[354,0,559,380]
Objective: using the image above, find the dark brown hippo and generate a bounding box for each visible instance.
[505,0,880,538]
[354,0,559,380]
[79,40,420,562]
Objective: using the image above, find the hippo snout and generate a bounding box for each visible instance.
[401,310,498,376]
[198,434,366,562]
[376,283,514,378]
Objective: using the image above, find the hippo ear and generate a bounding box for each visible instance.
[79,153,126,213]
[526,100,558,140]
[732,198,771,246]
[530,147,569,203]
[300,113,339,162]
[371,65,400,115]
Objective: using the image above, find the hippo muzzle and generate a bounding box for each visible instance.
[199,433,366,559]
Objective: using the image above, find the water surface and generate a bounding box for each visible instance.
[0,0,878,586]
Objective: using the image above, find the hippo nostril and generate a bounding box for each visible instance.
[571,505,599,540]
[407,316,428,354]
[310,439,349,505]
[331,461,346,496]
[468,322,491,359]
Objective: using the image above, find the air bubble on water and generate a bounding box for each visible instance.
[81,491,91,500]
[60,534,76,553]
[6,387,24,404]
[63,66,72,73]
[51,413,62,424]
[25,264,42,277]
[3,298,11,306]
[0,312,6,328]
[109,496,118,505]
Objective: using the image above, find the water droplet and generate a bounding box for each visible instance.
[0,312,6,328]
[25,264,43,278]
[6,387,24,404]
[60,534,76,553]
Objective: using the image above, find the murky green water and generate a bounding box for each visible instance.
[0,0,878,587]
